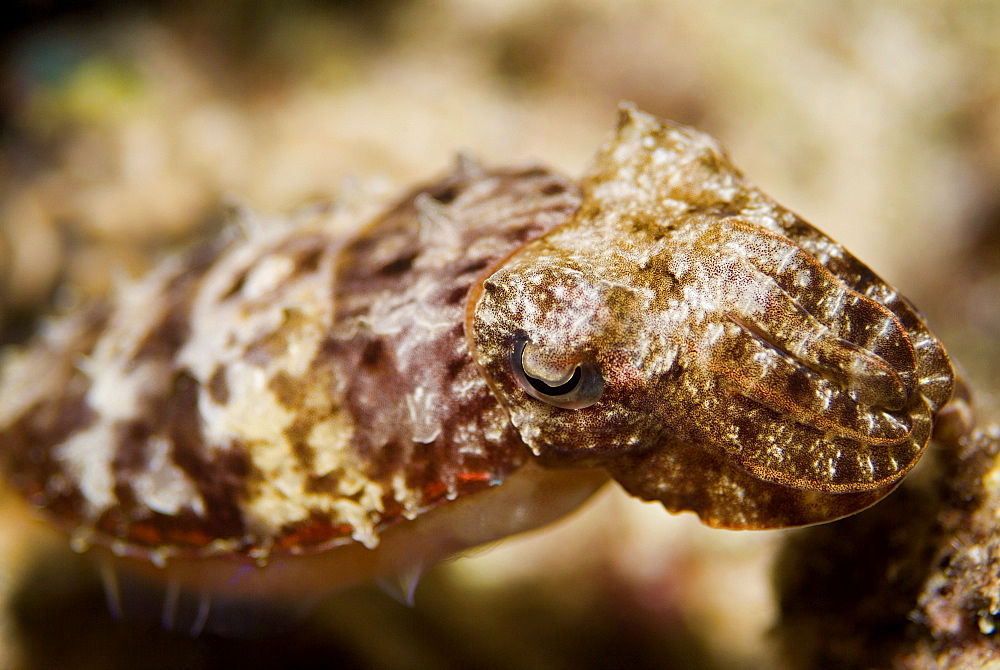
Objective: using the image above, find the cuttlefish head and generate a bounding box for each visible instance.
[469,105,957,529]
[469,254,671,465]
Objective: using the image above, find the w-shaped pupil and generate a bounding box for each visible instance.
[525,365,582,396]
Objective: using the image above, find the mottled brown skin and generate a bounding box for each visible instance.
[0,105,956,601]
[471,105,954,528]
[0,163,582,566]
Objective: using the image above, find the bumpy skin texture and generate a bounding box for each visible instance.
[0,106,954,569]
[472,105,954,528]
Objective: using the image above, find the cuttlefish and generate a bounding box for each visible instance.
[0,105,956,634]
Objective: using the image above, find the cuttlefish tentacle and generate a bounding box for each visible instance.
[693,374,932,492]
[699,325,914,446]
[705,218,916,408]
[762,215,953,415]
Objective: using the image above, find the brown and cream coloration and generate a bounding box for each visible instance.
[0,106,955,626]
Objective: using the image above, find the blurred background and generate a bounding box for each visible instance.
[0,1,997,668]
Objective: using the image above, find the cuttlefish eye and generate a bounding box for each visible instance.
[511,334,605,409]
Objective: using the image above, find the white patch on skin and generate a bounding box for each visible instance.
[308,417,355,475]
[242,254,296,300]
[730,279,771,317]
[82,359,167,423]
[55,424,117,515]
[131,436,206,516]
[221,362,297,445]
[814,289,843,323]
[776,246,799,274]
[392,471,427,519]
[482,404,511,443]
[450,370,487,403]
[350,277,458,374]
[52,358,172,518]
[645,345,677,378]
[407,386,442,444]
[0,311,99,425]
[104,257,190,359]
[178,220,336,383]
[703,322,726,347]
[456,424,487,457]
